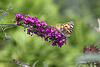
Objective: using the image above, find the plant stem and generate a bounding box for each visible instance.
[91,63,94,67]
[0,23,17,25]
[0,23,32,29]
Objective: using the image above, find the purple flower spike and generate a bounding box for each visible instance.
[14,13,67,47]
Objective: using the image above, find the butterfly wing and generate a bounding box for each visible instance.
[55,24,64,32]
[62,21,74,37]
[63,21,74,34]
[61,31,70,37]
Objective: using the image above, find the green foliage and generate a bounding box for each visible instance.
[0,0,100,67]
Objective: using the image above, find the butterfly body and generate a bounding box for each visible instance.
[55,21,74,37]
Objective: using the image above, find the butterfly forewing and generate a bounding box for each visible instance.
[55,24,64,32]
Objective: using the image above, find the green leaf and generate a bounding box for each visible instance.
[6,6,13,12]
[32,61,39,67]
[43,62,48,67]
[0,11,8,21]
[0,6,13,21]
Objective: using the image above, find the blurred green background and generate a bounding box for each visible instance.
[0,0,100,67]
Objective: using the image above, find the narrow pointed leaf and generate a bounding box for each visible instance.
[43,62,48,67]
[6,6,13,11]
[0,6,13,21]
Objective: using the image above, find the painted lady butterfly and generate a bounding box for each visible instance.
[55,21,74,37]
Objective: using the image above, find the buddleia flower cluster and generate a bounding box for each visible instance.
[14,13,67,47]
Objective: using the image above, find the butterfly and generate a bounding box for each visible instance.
[55,21,74,37]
